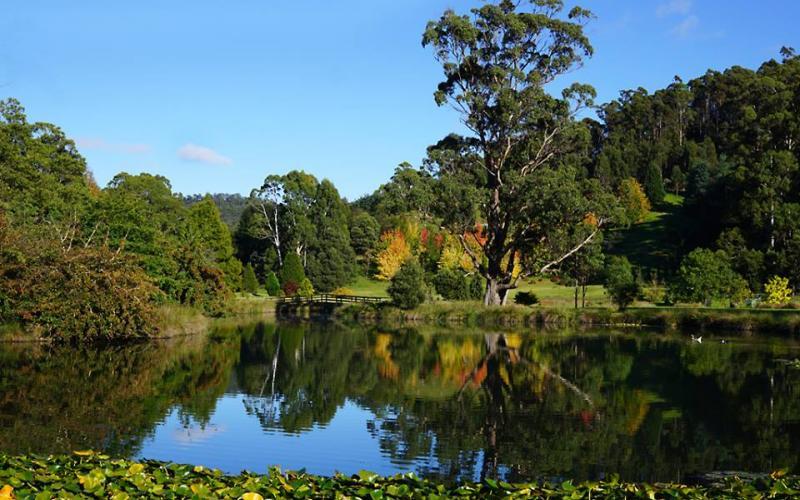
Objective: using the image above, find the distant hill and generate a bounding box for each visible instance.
[184,193,248,230]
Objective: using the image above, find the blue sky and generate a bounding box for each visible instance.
[2,1,797,200]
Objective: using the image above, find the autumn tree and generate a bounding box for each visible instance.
[423,0,617,305]
[375,230,412,281]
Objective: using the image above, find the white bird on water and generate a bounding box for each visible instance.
[690,335,703,343]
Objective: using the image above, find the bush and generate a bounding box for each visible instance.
[242,263,259,294]
[264,271,281,296]
[765,276,792,307]
[282,281,300,297]
[298,278,315,298]
[0,221,161,342]
[434,269,485,301]
[670,248,749,306]
[604,256,640,311]
[388,260,426,309]
[514,291,539,306]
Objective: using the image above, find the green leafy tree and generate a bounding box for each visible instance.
[423,0,617,305]
[349,211,380,273]
[265,271,281,297]
[604,256,640,310]
[187,196,243,290]
[671,249,749,306]
[242,263,259,295]
[388,260,427,309]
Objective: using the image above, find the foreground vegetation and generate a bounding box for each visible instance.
[0,453,797,499]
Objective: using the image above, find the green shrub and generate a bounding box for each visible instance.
[298,278,315,298]
[671,248,749,306]
[514,291,539,306]
[604,256,640,311]
[242,263,259,294]
[388,260,426,309]
[265,271,281,296]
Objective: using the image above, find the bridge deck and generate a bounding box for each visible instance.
[277,294,389,305]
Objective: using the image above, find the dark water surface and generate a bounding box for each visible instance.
[2,320,800,483]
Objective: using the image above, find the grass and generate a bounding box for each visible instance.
[606,193,686,279]
[347,275,390,297]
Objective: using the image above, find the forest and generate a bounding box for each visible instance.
[1,1,800,342]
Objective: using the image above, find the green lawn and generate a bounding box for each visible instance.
[347,275,390,297]
[348,275,614,308]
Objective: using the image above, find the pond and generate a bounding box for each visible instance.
[1,320,799,484]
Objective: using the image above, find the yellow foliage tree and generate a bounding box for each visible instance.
[765,276,792,306]
[618,178,651,224]
[374,229,411,281]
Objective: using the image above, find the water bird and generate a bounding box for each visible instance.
[690,335,703,343]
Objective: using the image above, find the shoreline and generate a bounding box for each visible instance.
[276,301,800,337]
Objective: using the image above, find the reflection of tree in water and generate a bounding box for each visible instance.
[349,331,800,483]
[0,331,240,456]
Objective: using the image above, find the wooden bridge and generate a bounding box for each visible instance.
[277,294,389,305]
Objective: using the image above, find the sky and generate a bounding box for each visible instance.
[2,1,798,200]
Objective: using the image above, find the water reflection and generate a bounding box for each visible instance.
[1,321,799,482]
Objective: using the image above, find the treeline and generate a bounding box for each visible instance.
[589,49,800,301]
[205,50,800,311]
[0,99,240,341]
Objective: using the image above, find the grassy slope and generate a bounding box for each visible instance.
[605,193,686,280]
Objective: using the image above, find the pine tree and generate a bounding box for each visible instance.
[305,180,357,292]
[643,160,666,205]
[279,253,306,289]
[264,271,281,296]
[242,263,259,294]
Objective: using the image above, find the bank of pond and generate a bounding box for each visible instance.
[1,319,799,488]
[285,300,800,337]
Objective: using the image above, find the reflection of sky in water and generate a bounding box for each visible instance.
[137,396,427,477]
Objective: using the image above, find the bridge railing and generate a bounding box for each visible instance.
[277,294,389,305]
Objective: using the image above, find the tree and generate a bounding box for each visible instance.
[388,260,427,309]
[187,196,243,290]
[279,252,306,291]
[265,271,281,297]
[643,160,666,205]
[305,180,356,292]
[562,232,605,308]
[242,263,259,294]
[375,230,412,281]
[670,164,686,194]
[764,276,792,307]
[670,249,749,306]
[617,178,651,225]
[423,0,617,305]
[604,256,639,310]
[349,211,380,273]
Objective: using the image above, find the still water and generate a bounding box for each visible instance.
[1,320,799,483]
